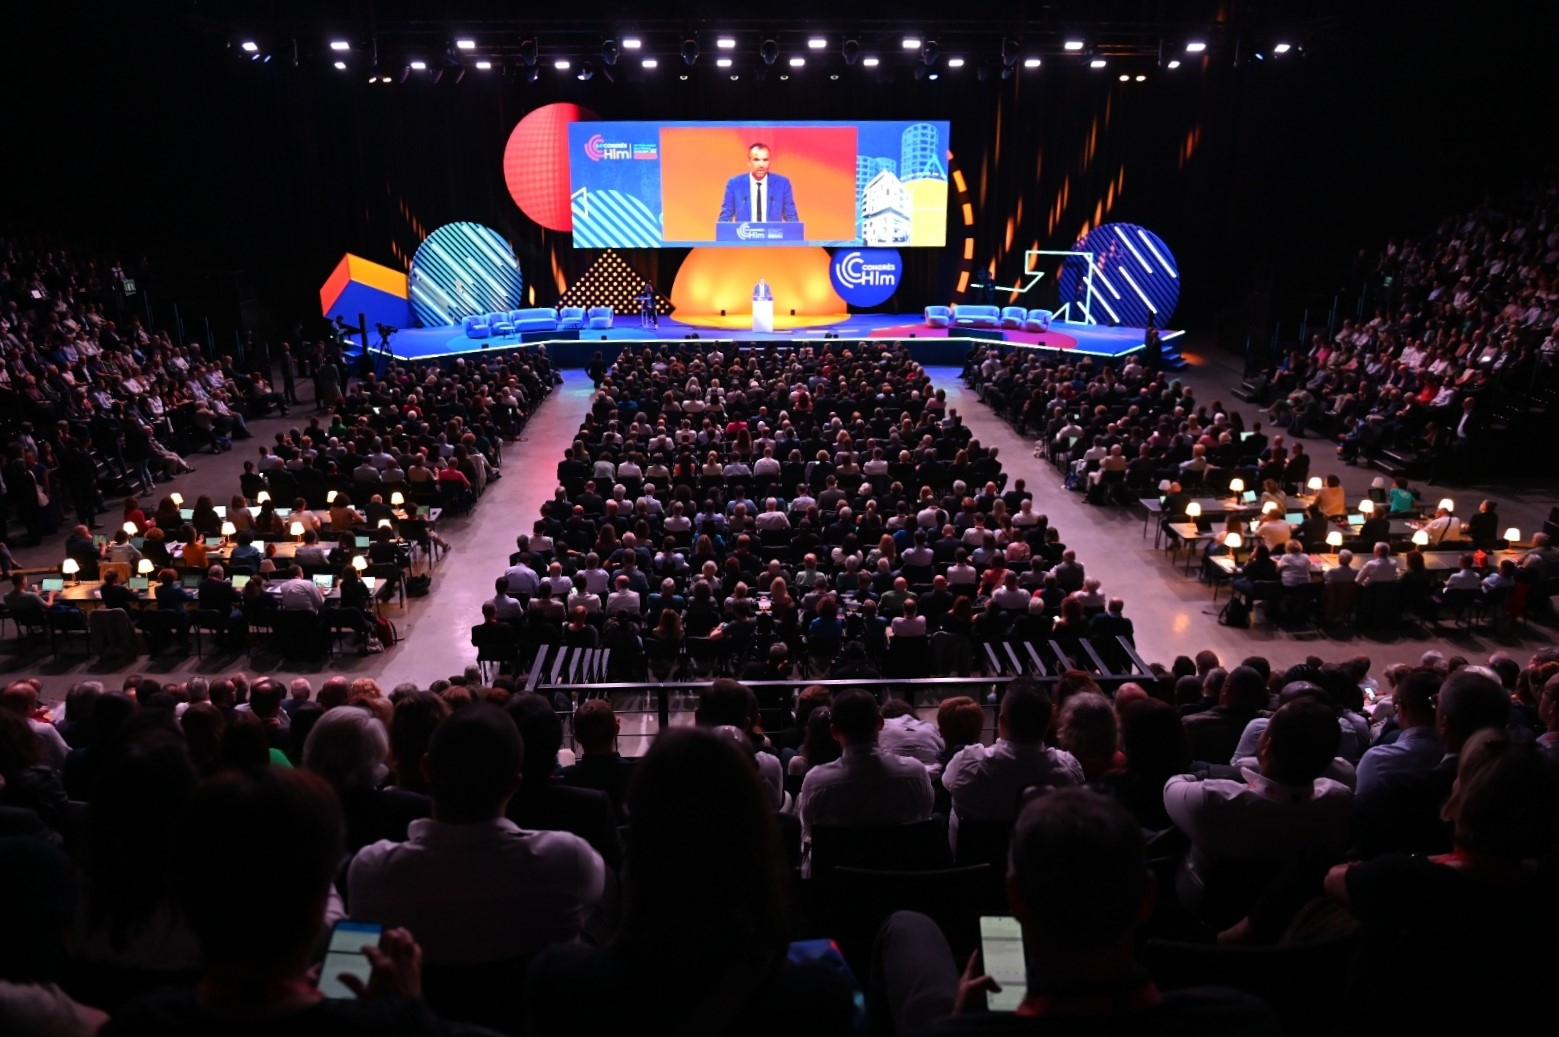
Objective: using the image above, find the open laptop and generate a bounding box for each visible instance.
[40,577,65,593]
[204,537,223,549]
[312,574,335,591]
[1241,490,1258,505]
[355,536,371,549]
[181,574,202,589]
[1284,512,1305,525]
[1346,513,1365,527]
[128,577,150,592]
[232,574,250,590]
[93,534,109,549]
[362,576,379,593]
[179,509,194,521]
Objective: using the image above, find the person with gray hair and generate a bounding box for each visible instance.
[1325,548,1357,583]
[281,677,313,717]
[302,707,428,851]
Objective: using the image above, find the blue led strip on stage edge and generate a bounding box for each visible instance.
[1056,223,1180,329]
[408,222,525,327]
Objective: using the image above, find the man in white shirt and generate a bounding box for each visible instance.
[754,499,791,531]
[1256,515,1294,552]
[604,575,641,616]
[276,565,324,612]
[348,705,606,965]
[2,681,70,770]
[1355,543,1399,586]
[1441,554,1484,592]
[752,448,782,478]
[504,556,540,597]
[878,697,943,769]
[797,689,934,853]
[1324,549,1357,583]
[942,679,1084,847]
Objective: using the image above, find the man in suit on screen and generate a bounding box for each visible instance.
[718,142,800,224]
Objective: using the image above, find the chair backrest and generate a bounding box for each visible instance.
[810,819,952,878]
[487,311,509,325]
[1001,306,1027,322]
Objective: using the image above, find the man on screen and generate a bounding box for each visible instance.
[719,142,799,224]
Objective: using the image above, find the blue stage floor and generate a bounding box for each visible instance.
[375,314,1178,367]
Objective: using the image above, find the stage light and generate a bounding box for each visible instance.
[641,58,657,68]
[1024,57,1041,68]
[333,60,347,70]
[621,37,641,50]
[679,73,689,80]
[554,59,570,69]
[1118,73,1129,81]
[862,56,879,67]
[1064,40,1084,51]
[1167,59,1182,69]
[731,74,741,81]
[760,39,778,65]
[808,37,827,49]
[241,41,259,53]
[778,73,789,81]
[1186,41,1207,53]
[1274,42,1292,54]
[1090,58,1107,68]
[716,57,732,67]
[947,57,964,68]
[828,73,838,80]
[475,60,492,70]
[410,60,426,70]
[519,39,537,66]
[789,56,805,67]
[716,36,736,49]
[456,39,476,50]
[842,39,860,65]
[1135,74,1146,81]
[330,40,351,51]
[902,37,922,50]
[681,38,699,65]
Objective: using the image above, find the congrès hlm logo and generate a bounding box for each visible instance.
[830,248,902,306]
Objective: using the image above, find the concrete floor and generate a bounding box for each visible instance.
[6,339,1554,723]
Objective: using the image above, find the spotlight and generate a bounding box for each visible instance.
[519,39,538,66]
[601,39,619,65]
[330,40,351,52]
[946,57,964,68]
[333,60,347,70]
[829,73,838,80]
[717,36,736,49]
[1089,57,1107,68]
[808,37,827,50]
[241,41,259,53]
[1166,59,1181,69]
[475,60,492,70]
[409,60,427,70]
[902,37,921,50]
[1185,41,1206,53]
[1064,40,1084,51]
[716,57,732,68]
[554,59,570,70]
[862,56,879,67]
[681,37,699,65]
[1023,57,1041,68]
[1274,42,1292,54]
[760,39,778,65]
[621,37,641,50]
[842,39,860,65]
[641,58,658,69]
[1118,73,1129,82]
[455,39,476,50]
[1135,74,1146,81]
[788,56,805,67]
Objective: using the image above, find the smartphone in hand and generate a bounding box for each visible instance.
[979,915,1027,1013]
[317,920,382,999]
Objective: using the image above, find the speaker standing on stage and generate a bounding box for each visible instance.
[718,142,800,224]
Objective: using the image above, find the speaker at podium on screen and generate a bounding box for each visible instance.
[751,278,775,334]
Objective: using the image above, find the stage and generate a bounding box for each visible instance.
[372,313,1179,368]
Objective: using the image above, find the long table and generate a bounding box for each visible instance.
[1209,549,1525,583]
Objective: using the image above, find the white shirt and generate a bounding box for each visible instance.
[754,510,791,531]
[605,588,641,615]
[1442,567,1483,591]
[877,714,942,769]
[1162,768,1353,908]
[277,578,324,612]
[796,744,934,848]
[29,718,70,770]
[348,817,605,966]
[1256,519,1293,551]
[942,739,1084,827]
[1356,556,1399,585]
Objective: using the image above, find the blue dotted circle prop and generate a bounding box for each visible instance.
[1056,223,1179,328]
[409,222,524,328]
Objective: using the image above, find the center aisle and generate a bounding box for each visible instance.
[407,372,597,681]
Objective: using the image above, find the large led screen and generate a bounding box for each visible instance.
[566,120,949,248]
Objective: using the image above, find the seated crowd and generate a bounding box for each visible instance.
[474,341,1136,681]
[2,640,1556,1034]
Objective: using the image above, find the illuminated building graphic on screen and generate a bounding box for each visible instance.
[861,171,911,246]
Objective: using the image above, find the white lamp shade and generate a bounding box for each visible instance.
[1438,498,1454,512]
[1326,531,1344,548]
[390,491,405,506]
[1185,502,1201,518]
[1228,478,1245,494]
[256,491,271,503]
[1224,532,1243,549]
[1158,480,1172,493]
[122,521,138,535]
[1307,477,1323,491]
[137,558,155,575]
[170,492,184,506]
[1359,500,1374,514]
[1504,527,1520,543]
[351,555,368,571]
[1262,501,1279,514]
[377,518,393,529]
[61,558,80,575]
[1411,530,1429,546]
[289,521,305,536]
[220,521,237,537]
[327,490,338,503]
